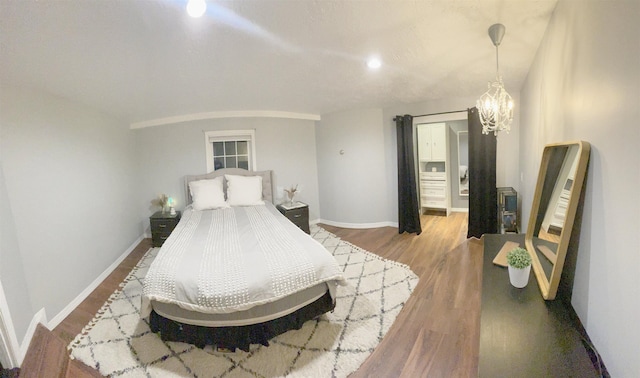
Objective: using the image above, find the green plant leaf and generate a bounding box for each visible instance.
[506,247,532,269]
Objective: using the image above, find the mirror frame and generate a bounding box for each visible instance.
[526,141,591,300]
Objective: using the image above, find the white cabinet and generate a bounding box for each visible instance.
[418,123,447,161]
[420,171,448,213]
[417,123,450,216]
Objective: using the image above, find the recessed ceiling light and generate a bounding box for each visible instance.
[367,57,382,70]
[187,0,207,18]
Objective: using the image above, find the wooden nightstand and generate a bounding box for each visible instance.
[150,211,181,247]
[277,202,310,234]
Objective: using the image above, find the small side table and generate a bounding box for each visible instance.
[150,211,181,247]
[277,201,310,234]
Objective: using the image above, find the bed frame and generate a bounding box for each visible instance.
[149,292,334,352]
[150,168,335,352]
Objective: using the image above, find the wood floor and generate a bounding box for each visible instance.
[324,212,482,377]
[50,211,482,377]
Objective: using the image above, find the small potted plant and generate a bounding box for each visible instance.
[506,247,532,288]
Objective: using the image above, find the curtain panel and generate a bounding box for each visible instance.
[395,115,422,235]
[467,107,497,238]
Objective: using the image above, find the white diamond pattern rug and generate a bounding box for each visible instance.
[69,225,418,377]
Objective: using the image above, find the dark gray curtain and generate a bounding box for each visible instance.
[395,115,421,235]
[467,107,497,238]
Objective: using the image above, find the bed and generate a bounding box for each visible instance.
[141,168,345,352]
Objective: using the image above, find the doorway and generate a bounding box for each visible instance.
[413,112,469,215]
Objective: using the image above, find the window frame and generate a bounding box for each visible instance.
[204,129,257,173]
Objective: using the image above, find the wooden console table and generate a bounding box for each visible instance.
[479,234,598,377]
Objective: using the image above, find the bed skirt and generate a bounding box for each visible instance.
[149,290,335,352]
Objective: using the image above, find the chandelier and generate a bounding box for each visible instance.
[477,24,514,135]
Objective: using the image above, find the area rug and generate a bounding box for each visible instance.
[69,225,418,377]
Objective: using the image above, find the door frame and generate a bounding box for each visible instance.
[0,279,19,368]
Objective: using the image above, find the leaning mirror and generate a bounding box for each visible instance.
[525,141,590,300]
[457,131,469,196]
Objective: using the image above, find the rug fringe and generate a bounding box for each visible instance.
[321,228,418,277]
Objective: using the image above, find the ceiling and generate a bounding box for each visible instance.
[0,0,557,126]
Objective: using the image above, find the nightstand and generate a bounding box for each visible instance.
[150,211,181,247]
[277,202,310,234]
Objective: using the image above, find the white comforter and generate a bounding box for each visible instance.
[141,203,345,318]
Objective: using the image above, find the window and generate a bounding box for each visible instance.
[205,130,256,172]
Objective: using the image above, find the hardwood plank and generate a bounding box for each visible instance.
[20,324,68,378]
[400,329,445,377]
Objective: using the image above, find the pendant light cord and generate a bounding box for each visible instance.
[495,45,500,78]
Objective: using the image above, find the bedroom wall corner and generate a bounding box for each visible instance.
[0,95,37,350]
[0,163,34,348]
[0,85,141,349]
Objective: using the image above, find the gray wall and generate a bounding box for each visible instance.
[0,162,33,346]
[0,86,140,343]
[316,109,389,225]
[315,98,520,226]
[134,117,320,225]
[519,1,640,375]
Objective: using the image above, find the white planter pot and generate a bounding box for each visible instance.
[508,265,531,288]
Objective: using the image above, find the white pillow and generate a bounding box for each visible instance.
[189,177,229,210]
[225,174,264,206]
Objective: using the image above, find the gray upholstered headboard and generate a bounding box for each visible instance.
[184,168,274,205]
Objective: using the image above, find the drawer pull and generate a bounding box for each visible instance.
[158,224,167,228]
[293,214,302,218]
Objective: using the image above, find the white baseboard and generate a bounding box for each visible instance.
[47,234,144,329]
[314,218,398,229]
[2,234,145,367]
[2,233,145,367]
[19,308,47,364]
[451,207,469,213]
